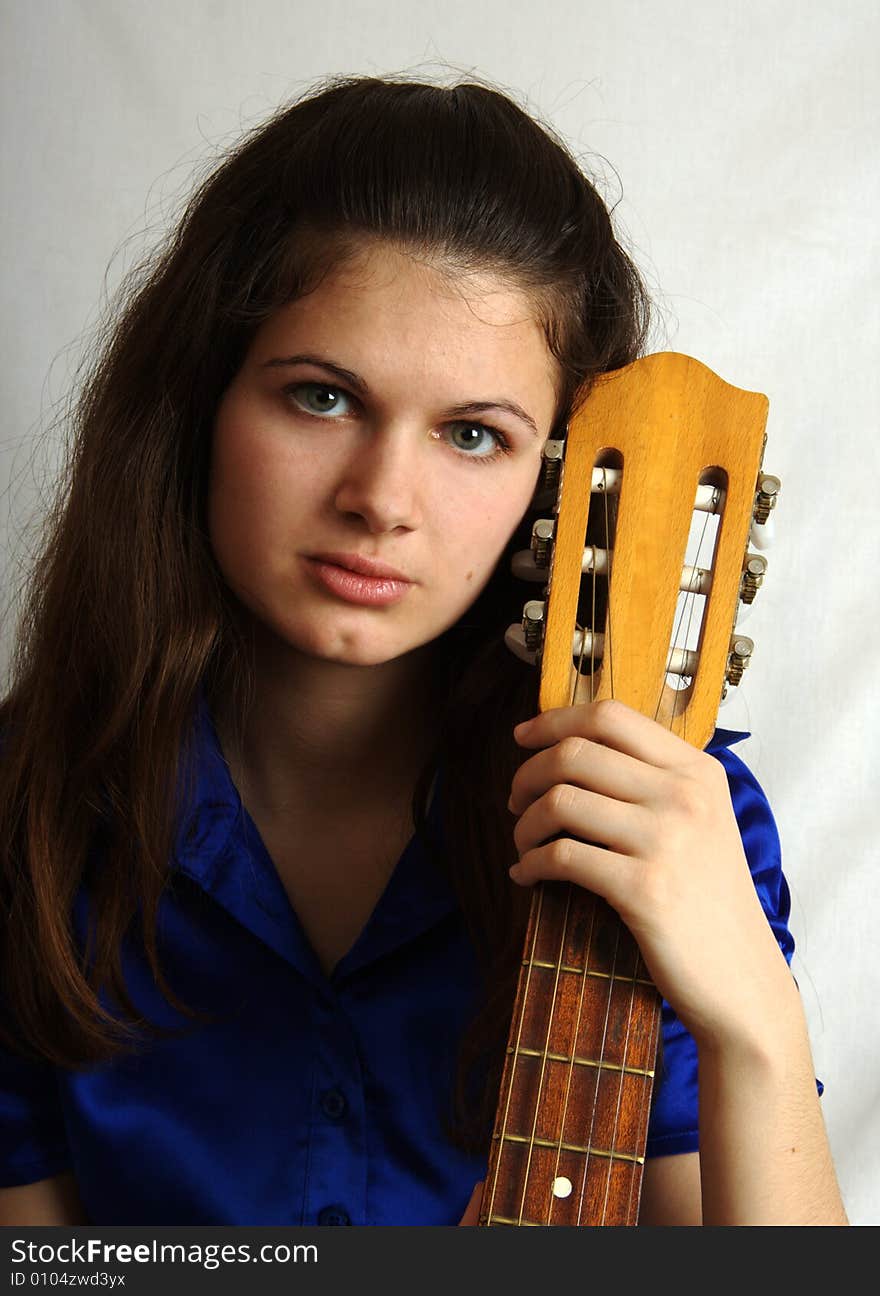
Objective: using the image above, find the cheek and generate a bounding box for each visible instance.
[439,483,532,592]
[208,418,322,547]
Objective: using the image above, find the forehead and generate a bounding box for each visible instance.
[252,240,561,410]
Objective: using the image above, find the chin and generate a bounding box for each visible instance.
[291,627,426,668]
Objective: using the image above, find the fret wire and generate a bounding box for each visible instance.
[523,956,653,985]
[485,882,547,1228]
[497,1131,645,1163]
[509,1044,654,1078]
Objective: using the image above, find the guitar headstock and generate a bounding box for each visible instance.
[505,352,779,750]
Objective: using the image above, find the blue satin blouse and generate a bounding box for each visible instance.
[0,693,801,1224]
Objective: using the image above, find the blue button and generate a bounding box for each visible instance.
[321,1087,348,1120]
[317,1204,351,1225]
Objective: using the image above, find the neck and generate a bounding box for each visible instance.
[211,629,440,822]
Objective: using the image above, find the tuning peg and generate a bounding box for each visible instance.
[740,552,768,603]
[530,519,555,567]
[753,473,780,523]
[750,473,780,549]
[725,635,754,688]
[522,600,545,652]
[531,438,565,502]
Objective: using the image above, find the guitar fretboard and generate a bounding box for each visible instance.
[483,881,661,1226]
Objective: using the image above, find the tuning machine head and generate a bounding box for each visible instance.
[725,634,754,687]
[531,518,555,567]
[529,437,566,509]
[740,552,768,605]
[750,473,780,550]
[522,599,545,652]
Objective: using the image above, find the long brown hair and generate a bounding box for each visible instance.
[0,72,651,1154]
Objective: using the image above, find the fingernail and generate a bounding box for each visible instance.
[513,718,533,738]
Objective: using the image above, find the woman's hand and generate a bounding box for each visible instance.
[506,697,798,1052]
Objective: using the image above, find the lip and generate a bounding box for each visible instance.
[303,553,413,608]
[308,551,412,581]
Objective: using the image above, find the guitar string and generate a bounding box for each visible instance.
[543,887,599,1223]
[625,962,662,1224]
[533,466,622,1223]
[549,473,608,1222]
[609,478,723,1220]
[598,471,710,1218]
[484,438,575,1223]
[517,448,597,1226]
[484,880,545,1226]
[601,463,705,1213]
[675,489,720,741]
[504,442,589,1227]
[558,463,606,1224]
[517,877,577,1225]
[571,468,625,1225]
[597,927,640,1224]
[531,465,719,1225]
[652,483,719,738]
[573,912,622,1227]
[507,459,722,1225]
[500,435,580,1223]
[528,463,623,1225]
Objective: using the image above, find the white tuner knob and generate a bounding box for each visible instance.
[510,549,549,582]
[504,623,538,664]
[749,513,775,551]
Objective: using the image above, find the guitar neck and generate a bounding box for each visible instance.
[481,881,660,1226]
[484,353,774,1227]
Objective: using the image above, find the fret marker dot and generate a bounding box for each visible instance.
[552,1176,573,1199]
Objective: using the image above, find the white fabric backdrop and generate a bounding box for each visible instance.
[2,0,877,1225]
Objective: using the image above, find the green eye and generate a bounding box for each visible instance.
[286,382,350,415]
[447,422,511,463]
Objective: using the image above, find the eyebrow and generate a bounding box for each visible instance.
[261,353,541,438]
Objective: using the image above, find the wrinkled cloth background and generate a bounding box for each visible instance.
[1,0,876,1226]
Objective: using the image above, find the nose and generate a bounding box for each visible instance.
[333,428,424,533]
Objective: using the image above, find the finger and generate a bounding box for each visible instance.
[509,833,639,916]
[514,697,699,770]
[512,782,650,861]
[508,733,658,817]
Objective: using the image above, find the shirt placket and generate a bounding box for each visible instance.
[303,985,368,1226]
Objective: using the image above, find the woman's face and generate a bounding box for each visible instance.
[208,240,560,669]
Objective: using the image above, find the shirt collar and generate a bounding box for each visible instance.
[170,684,458,987]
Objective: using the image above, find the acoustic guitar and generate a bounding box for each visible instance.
[485,351,779,1226]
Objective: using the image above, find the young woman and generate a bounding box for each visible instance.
[0,73,847,1227]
